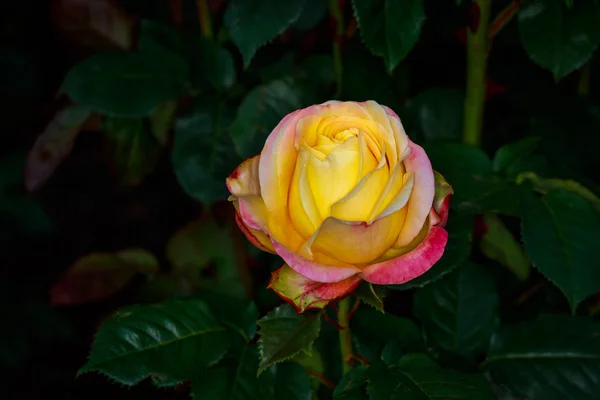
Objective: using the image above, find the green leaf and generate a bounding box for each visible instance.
[367,354,495,399]
[488,314,600,400]
[291,348,324,390]
[520,188,600,311]
[351,308,422,362]
[425,142,520,216]
[61,51,189,117]
[79,299,230,385]
[402,89,464,142]
[104,116,161,186]
[354,282,386,313]
[139,20,185,59]
[172,100,241,204]
[413,264,499,361]
[424,142,492,178]
[198,291,259,342]
[294,0,327,30]
[190,344,267,400]
[230,78,305,159]
[352,0,425,72]
[493,136,540,174]
[479,213,531,281]
[259,53,296,82]
[518,0,600,80]
[224,0,305,66]
[342,44,401,110]
[197,38,236,92]
[299,55,335,87]
[334,366,369,400]
[257,304,321,375]
[380,341,403,365]
[517,171,600,214]
[387,214,473,290]
[269,363,313,400]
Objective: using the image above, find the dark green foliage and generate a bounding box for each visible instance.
[79,299,230,385]
[488,315,600,399]
[414,264,499,362]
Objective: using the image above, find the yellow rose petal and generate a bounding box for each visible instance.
[306,136,361,219]
[330,143,389,222]
[289,150,322,238]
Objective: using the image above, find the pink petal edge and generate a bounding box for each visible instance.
[234,211,274,254]
[396,140,436,246]
[272,240,360,283]
[360,226,448,285]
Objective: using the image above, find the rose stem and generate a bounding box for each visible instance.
[462,0,491,147]
[196,0,213,40]
[305,369,336,390]
[488,0,521,42]
[337,297,354,375]
[329,0,344,98]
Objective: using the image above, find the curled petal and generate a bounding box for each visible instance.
[360,226,448,285]
[432,171,454,228]
[272,240,360,283]
[268,265,361,313]
[234,209,275,254]
[237,195,268,231]
[305,211,404,266]
[330,143,389,221]
[396,141,435,246]
[381,104,410,158]
[226,155,261,197]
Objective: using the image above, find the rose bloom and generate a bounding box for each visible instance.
[227,100,453,312]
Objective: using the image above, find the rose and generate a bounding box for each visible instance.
[227,100,453,312]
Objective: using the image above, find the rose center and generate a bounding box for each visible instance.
[330,127,359,144]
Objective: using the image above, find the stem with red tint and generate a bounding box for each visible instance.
[196,0,213,39]
[337,297,354,375]
[463,0,491,147]
[489,0,521,43]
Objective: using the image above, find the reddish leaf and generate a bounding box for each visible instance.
[50,0,134,50]
[25,104,92,192]
[485,78,507,100]
[50,248,159,306]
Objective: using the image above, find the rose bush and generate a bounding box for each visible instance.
[227,100,453,312]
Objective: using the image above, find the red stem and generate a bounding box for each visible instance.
[306,369,336,389]
[322,312,344,330]
[489,0,521,42]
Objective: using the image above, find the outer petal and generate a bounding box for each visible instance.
[432,171,454,228]
[234,209,275,253]
[360,226,448,284]
[227,155,270,232]
[259,108,314,249]
[272,240,360,283]
[395,140,435,246]
[268,265,361,313]
[226,155,261,197]
[305,212,404,265]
